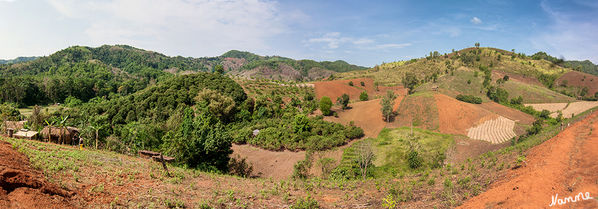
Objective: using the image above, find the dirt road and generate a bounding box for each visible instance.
[459,111,598,208]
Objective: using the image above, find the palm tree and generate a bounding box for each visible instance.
[58,116,68,144]
[44,119,56,142]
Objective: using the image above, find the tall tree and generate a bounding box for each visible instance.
[380,91,397,122]
[402,72,419,94]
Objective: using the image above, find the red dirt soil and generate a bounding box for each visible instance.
[493,70,543,86]
[231,144,305,179]
[556,71,598,96]
[459,111,598,208]
[478,102,535,125]
[435,94,498,135]
[314,78,374,101]
[0,140,75,209]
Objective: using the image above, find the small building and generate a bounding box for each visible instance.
[41,126,80,144]
[13,129,39,140]
[3,120,27,131]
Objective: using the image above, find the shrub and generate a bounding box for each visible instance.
[455,94,482,104]
[228,155,253,177]
[292,159,311,179]
[348,81,354,86]
[336,94,350,109]
[64,96,83,107]
[487,86,509,103]
[360,81,365,86]
[319,96,333,116]
[291,196,319,209]
[510,96,523,105]
[161,107,232,171]
[407,150,423,169]
[360,91,369,101]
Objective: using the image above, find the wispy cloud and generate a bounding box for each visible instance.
[307,32,375,49]
[470,17,482,24]
[44,0,292,56]
[532,0,598,63]
[372,43,412,49]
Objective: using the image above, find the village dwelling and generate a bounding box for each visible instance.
[13,129,39,140]
[41,126,80,145]
[3,120,27,131]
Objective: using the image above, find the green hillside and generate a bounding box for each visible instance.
[0,56,39,64]
[338,47,579,103]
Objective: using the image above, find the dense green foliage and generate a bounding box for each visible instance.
[336,94,350,109]
[0,45,365,106]
[319,96,333,116]
[0,56,38,64]
[162,108,232,170]
[455,94,482,104]
[402,72,419,94]
[532,51,598,76]
[360,91,369,101]
[486,86,509,103]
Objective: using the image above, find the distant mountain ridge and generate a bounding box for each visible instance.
[0,56,39,64]
[1,45,366,81]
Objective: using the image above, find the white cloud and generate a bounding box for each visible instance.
[307,33,378,49]
[373,43,411,49]
[470,17,482,24]
[0,0,18,2]
[532,1,598,63]
[44,0,291,57]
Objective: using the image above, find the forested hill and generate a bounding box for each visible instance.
[219,50,367,81]
[0,56,39,64]
[531,52,598,76]
[0,45,365,106]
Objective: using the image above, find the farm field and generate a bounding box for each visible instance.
[460,111,598,208]
[466,116,517,144]
[525,101,598,118]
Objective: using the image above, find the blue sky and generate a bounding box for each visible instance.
[1,0,597,67]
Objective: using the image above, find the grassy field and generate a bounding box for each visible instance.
[18,104,64,118]
[416,68,575,104]
[395,91,440,130]
[373,127,454,174]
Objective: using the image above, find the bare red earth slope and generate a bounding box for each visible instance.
[459,111,598,208]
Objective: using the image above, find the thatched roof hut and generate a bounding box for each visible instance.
[41,126,80,144]
[3,120,27,130]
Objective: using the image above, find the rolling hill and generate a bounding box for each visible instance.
[0,45,365,106]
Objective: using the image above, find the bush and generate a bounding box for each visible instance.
[291,196,320,209]
[407,150,423,169]
[336,94,349,109]
[360,81,365,86]
[292,159,311,179]
[348,81,354,86]
[510,96,523,105]
[161,107,232,171]
[228,155,253,177]
[64,96,83,107]
[360,91,369,101]
[487,86,509,103]
[319,96,333,116]
[455,94,482,104]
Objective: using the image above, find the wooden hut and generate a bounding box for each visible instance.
[3,120,26,131]
[41,126,80,144]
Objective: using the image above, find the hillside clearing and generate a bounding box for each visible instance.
[466,116,517,144]
[525,101,598,118]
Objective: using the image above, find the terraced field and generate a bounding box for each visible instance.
[526,101,598,118]
[466,116,517,144]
